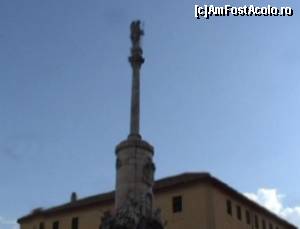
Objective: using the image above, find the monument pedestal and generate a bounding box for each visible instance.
[101,213,164,229]
[102,139,163,229]
[115,138,154,215]
[100,138,164,229]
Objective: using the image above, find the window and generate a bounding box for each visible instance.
[226,200,232,215]
[246,210,251,224]
[269,223,273,229]
[72,217,78,229]
[236,205,242,220]
[255,215,259,229]
[172,196,182,213]
[53,221,59,229]
[262,219,266,229]
[39,222,44,229]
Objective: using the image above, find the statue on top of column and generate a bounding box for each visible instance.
[130,20,144,48]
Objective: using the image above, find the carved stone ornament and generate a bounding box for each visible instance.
[101,193,163,229]
[143,161,155,186]
[116,159,122,170]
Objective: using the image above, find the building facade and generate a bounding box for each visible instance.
[18,173,297,229]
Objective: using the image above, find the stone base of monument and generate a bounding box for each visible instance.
[101,211,164,229]
[101,216,164,229]
[101,201,164,229]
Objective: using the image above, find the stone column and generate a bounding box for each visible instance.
[128,20,144,140]
[114,21,154,217]
[101,21,163,229]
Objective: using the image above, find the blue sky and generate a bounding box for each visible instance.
[0,0,299,228]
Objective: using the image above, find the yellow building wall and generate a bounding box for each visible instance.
[20,183,294,229]
[212,187,292,229]
[20,183,210,229]
[21,203,112,229]
[154,182,209,229]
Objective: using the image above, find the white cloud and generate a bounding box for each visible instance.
[244,189,300,228]
[282,207,300,229]
[0,217,18,229]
